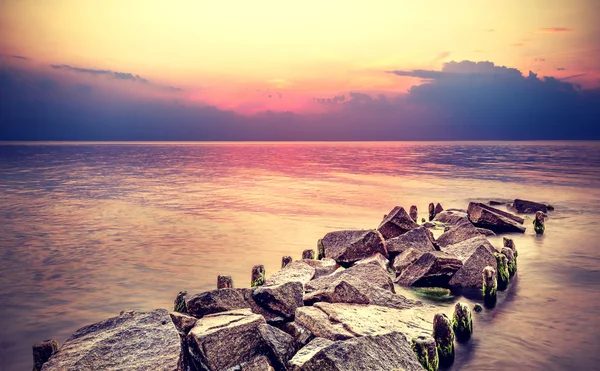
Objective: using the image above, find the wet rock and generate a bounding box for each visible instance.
[377,206,420,239]
[218,275,234,289]
[432,313,454,367]
[282,256,292,269]
[411,335,439,371]
[452,302,472,342]
[252,265,266,287]
[306,261,395,293]
[186,288,249,318]
[482,266,497,308]
[252,281,304,319]
[299,258,339,278]
[489,200,505,206]
[301,249,315,260]
[33,339,59,371]
[257,324,296,370]
[512,198,549,214]
[170,312,198,371]
[321,229,387,264]
[423,222,436,228]
[266,261,316,286]
[547,204,555,211]
[433,210,469,225]
[410,205,418,222]
[436,218,481,248]
[494,253,510,290]
[279,321,314,350]
[501,247,517,277]
[473,303,483,312]
[174,290,188,313]
[476,227,496,236]
[428,203,436,221]
[446,236,498,290]
[395,251,463,287]
[467,202,525,233]
[287,337,333,371]
[42,309,179,371]
[435,203,444,215]
[386,227,436,255]
[289,332,424,371]
[533,211,546,235]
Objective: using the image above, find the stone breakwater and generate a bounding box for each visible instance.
[33,199,552,371]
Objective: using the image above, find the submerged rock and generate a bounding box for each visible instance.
[494,253,510,290]
[501,247,517,277]
[395,251,463,287]
[321,229,387,264]
[252,281,304,319]
[411,335,439,371]
[33,339,59,371]
[446,236,498,290]
[185,288,249,318]
[386,227,436,255]
[467,202,525,233]
[377,206,419,239]
[512,199,549,214]
[42,309,179,371]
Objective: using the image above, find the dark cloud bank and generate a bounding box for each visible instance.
[1,60,599,140]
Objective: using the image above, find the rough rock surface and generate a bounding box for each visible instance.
[434,203,444,215]
[288,332,424,371]
[436,218,482,248]
[252,281,304,319]
[266,261,316,286]
[446,236,498,289]
[386,227,436,255]
[287,337,333,371]
[187,309,267,371]
[279,322,315,350]
[409,205,418,222]
[257,324,296,370]
[377,206,420,239]
[185,288,249,318]
[433,210,469,225]
[299,258,339,278]
[392,248,428,275]
[476,227,496,236]
[352,253,390,271]
[320,229,388,264]
[33,339,59,371]
[395,251,463,287]
[42,309,179,371]
[306,261,395,293]
[467,202,525,233]
[238,356,274,371]
[512,199,549,214]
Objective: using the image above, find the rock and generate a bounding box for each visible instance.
[423,222,436,228]
[281,256,292,269]
[436,218,481,248]
[252,265,266,287]
[302,249,315,260]
[279,322,314,350]
[240,356,274,371]
[392,249,427,275]
[257,324,296,370]
[252,281,304,319]
[494,253,510,290]
[409,205,418,222]
[476,228,496,236]
[533,211,546,235]
[482,266,497,308]
[377,206,420,239]
[412,287,452,301]
[435,203,444,215]
[299,258,339,278]
[489,200,505,206]
[446,236,498,290]
[170,312,198,371]
[289,332,424,371]
[421,218,426,223]
[237,288,282,323]
[174,290,188,313]
[467,202,525,233]
[395,251,463,287]
[428,203,436,221]
[306,261,395,293]
[501,247,517,277]
[353,253,390,272]
[42,309,179,371]
[547,204,555,211]
[476,202,525,223]
[503,237,516,253]
[411,335,439,371]
[186,288,249,318]
[187,309,267,371]
[432,313,454,367]
[386,227,436,255]
[321,229,387,264]
[287,337,333,371]
[294,306,355,340]
[473,303,483,312]
[512,199,549,214]
[218,275,234,289]
[452,302,473,342]
[33,339,59,371]
[266,261,316,286]
[433,210,468,225]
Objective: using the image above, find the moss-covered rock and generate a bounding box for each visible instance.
[433,313,454,367]
[494,253,510,291]
[452,302,473,342]
[251,265,265,288]
[473,303,483,312]
[413,287,453,301]
[482,266,497,307]
[411,335,439,371]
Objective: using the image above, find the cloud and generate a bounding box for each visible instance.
[560,73,587,81]
[433,51,451,62]
[538,27,572,33]
[557,67,566,71]
[12,55,28,60]
[314,94,346,105]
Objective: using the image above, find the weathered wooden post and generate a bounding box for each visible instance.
[33,339,59,371]
[302,249,315,260]
[174,290,188,313]
[217,274,234,289]
[409,205,418,222]
[452,302,473,342]
[317,239,325,260]
[533,211,546,235]
[411,335,439,371]
[482,266,497,307]
[434,203,444,215]
[433,313,454,366]
[494,253,510,290]
[251,265,265,287]
[281,256,292,268]
[428,203,436,221]
[501,247,517,277]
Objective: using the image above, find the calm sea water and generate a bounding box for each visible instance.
[1,142,599,371]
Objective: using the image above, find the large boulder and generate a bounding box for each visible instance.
[512,199,549,214]
[299,258,339,278]
[279,322,315,350]
[257,324,296,370]
[377,207,419,239]
[306,261,395,293]
[287,337,333,371]
[252,281,304,319]
[385,227,436,255]
[392,248,427,275]
[353,253,390,272]
[467,202,525,233]
[320,229,387,264]
[436,218,482,248]
[433,210,469,225]
[288,332,423,371]
[41,309,179,371]
[187,309,268,371]
[445,235,498,289]
[185,288,249,318]
[266,261,316,286]
[395,251,463,287]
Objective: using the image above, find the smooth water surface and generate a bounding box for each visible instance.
[1,142,599,370]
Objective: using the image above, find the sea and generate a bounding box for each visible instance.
[1,141,599,370]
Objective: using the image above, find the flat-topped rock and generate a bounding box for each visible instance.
[377,206,419,239]
[252,281,304,319]
[186,288,249,318]
[353,253,390,272]
[287,337,333,371]
[385,227,436,255]
[436,218,482,248]
[299,258,339,278]
[446,236,498,289]
[433,210,469,225]
[266,261,316,286]
[42,309,179,371]
[467,202,525,233]
[288,332,423,371]
[512,199,549,214]
[320,229,387,264]
[395,251,463,287]
[306,261,395,293]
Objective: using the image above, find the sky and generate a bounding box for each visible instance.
[1,0,599,140]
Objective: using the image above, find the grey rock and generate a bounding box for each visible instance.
[352,253,390,271]
[299,258,339,278]
[409,205,418,222]
[306,261,395,293]
[257,324,296,370]
[186,288,249,318]
[392,248,427,275]
[252,281,304,319]
[436,218,481,248]
[169,312,198,335]
[266,261,316,286]
[446,236,498,289]
[239,356,274,371]
[386,227,436,255]
[321,229,387,264]
[395,251,463,287]
[476,227,496,236]
[433,210,469,225]
[279,322,315,350]
[467,202,525,233]
[377,206,419,239]
[42,309,179,371]
[33,339,59,371]
[287,337,333,371]
[512,198,549,214]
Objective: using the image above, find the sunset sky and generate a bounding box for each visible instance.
[1,0,599,140]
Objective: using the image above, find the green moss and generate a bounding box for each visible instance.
[436,341,454,362]
[411,338,439,371]
[250,271,265,288]
[317,239,325,260]
[452,302,473,341]
[494,253,510,290]
[173,290,187,313]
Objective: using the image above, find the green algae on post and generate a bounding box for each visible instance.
[452,302,473,342]
[482,266,497,307]
[433,313,454,367]
[494,252,510,290]
[250,265,265,287]
[411,335,439,371]
[317,239,325,260]
[534,211,546,235]
[501,247,517,277]
[173,290,187,313]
